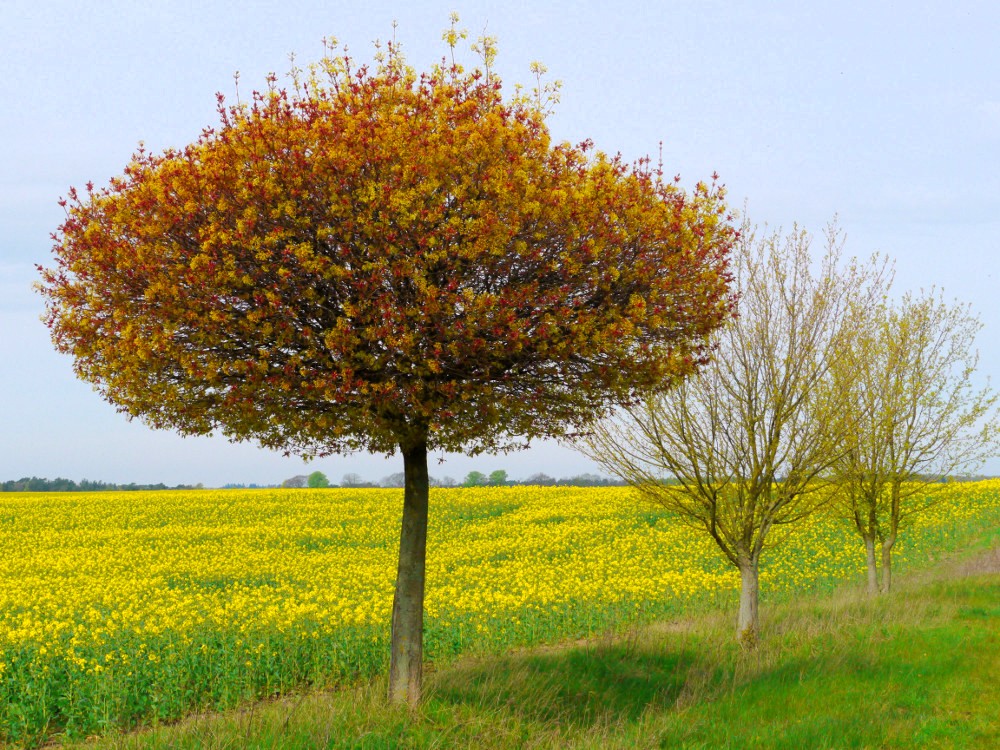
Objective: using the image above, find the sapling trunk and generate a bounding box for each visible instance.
[880,535,896,594]
[736,560,760,647]
[863,534,880,595]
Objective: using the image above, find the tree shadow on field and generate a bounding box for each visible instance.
[428,639,712,728]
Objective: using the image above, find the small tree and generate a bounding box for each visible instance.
[488,469,508,486]
[39,27,735,703]
[340,473,365,488]
[463,471,487,487]
[579,222,888,645]
[831,289,1000,594]
[307,470,330,488]
[380,472,407,488]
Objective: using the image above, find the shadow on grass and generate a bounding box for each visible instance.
[425,577,999,745]
[428,641,711,727]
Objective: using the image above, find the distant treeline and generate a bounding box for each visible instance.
[272,471,631,489]
[494,472,629,488]
[1,477,201,492]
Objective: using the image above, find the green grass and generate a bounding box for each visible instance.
[45,537,999,750]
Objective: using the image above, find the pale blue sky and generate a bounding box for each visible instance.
[3,0,998,486]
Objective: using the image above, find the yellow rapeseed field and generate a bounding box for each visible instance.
[1,481,998,743]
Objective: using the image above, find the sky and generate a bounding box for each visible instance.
[2,0,999,487]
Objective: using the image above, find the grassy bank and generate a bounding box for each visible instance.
[52,537,999,750]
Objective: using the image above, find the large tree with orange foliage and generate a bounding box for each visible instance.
[38,30,736,704]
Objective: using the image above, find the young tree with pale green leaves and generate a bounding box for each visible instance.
[831,290,1000,594]
[579,221,889,646]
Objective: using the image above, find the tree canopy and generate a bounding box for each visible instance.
[40,41,734,461]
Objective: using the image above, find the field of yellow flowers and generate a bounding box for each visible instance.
[1,481,998,744]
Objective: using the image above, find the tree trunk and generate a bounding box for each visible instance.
[388,438,430,707]
[863,534,880,596]
[880,535,895,594]
[736,560,759,648]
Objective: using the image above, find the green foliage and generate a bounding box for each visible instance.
[488,469,508,486]
[306,471,329,488]
[463,471,487,487]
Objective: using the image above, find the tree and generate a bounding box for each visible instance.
[281,475,308,488]
[463,471,487,487]
[340,473,364,488]
[488,469,508,486]
[38,27,736,704]
[307,470,330,488]
[579,222,888,645]
[380,471,407,488]
[831,289,1000,594]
